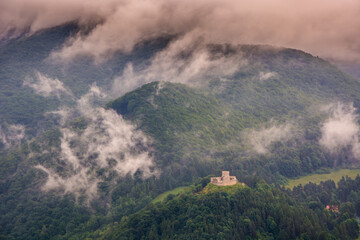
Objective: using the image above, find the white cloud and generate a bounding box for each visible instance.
[36,85,158,200]
[258,71,278,81]
[246,122,294,154]
[23,72,73,98]
[319,102,360,160]
[112,33,247,95]
[36,165,99,202]
[0,124,25,148]
[2,0,358,62]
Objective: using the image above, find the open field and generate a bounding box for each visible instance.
[152,186,193,203]
[201,183,246,195]
[284,169,360,189]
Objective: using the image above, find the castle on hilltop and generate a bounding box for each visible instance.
[211,171,238,186]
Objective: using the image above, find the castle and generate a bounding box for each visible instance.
[211,171,238,186]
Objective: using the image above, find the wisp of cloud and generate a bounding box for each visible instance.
[319,102,360,161]
[0,124,25,148]
[36,83,158,201]
[112,33,247,95]
[23,71,74,99]
[245,122,294,154]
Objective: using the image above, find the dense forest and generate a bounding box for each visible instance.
[91,177,360,240]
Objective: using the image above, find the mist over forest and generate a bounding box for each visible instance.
[1,1,360,239]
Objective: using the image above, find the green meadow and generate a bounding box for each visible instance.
[151,186,193,203]
[284,169,360,189]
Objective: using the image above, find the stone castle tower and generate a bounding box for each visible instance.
[211,171,238,186]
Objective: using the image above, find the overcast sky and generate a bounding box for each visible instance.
[1,0,359,63]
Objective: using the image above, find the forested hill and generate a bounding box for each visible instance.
[107,77,360,186]
[105,44,360,185]
[94,179,360,240]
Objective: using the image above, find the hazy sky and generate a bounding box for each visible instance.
[1,0,359,62]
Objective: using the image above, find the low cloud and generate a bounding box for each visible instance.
[0,124,25,148]
[112,34,246,95]
[35,165,99,201]
[319,102,360,160]
[245,122,294,154]
[36,84,158,201]
[258,71,278,81]
[23,72,73,98]
[2,0,359,62]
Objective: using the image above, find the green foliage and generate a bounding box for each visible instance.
[286,175,360,217]
[96,183,359,240]
[201,183,246,195]
[107,80,357,188]
[0,23,171,141]
[152,186,193,203]
[107,82,244,164]
[3,30,360,239]
[0,24,76,135]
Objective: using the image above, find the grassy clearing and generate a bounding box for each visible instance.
[152,186,193,203]
[201,183,247,195]
[284,169,360,189]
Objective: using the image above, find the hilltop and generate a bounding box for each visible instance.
[94,180,360,240]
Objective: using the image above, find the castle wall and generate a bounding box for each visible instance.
[210,171,238,186]
[211,177,238,186]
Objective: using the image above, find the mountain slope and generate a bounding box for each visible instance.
[2,41,360,239]
[0,24,171,142]
[107,70,359,183]
[107,82,255,164]
[213,45,360,116]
